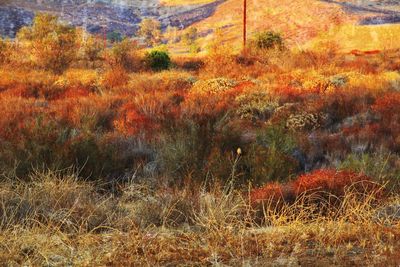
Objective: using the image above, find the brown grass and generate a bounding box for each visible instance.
[0,170,399,265]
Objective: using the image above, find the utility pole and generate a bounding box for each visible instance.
[243,0,247,50]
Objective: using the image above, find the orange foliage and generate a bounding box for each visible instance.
[292,169,372,196]
[250,183,287,205]
[250,169,376,206]
[372,92,400,121]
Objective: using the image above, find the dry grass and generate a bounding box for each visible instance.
[0,170,399,266]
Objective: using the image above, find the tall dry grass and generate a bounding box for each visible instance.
[0,170,399,265]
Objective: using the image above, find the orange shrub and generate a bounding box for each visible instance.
[292,169,373,197]
[101,67,130,89]
[372,92,400,122]
[250,183,289,205]
[250,169,377,206]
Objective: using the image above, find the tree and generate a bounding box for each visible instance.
[138,18,162,47]
[165,26,180,44]
[106,38,140,71]
[81,35,104,67]
[17,13,79,74]
[182,27,198,46]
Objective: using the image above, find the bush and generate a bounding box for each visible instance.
[106,39,141,71]
[235,91,279,121]
[293,169,377,198]
[146,50,171,71]
[138,18,162,47]
[254,31,284,50]
[101,67,130,89]
[17,14,79,74]
[81,35,104,67]
[234,126,300,186]
[250,169,378,206]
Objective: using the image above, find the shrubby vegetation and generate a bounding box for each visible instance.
[0,13,399,265]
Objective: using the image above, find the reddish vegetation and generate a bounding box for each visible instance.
[350,50,381,56]
[250,170,376,205]
[293,169,373,196]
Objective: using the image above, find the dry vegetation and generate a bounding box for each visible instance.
[0,13,399,266]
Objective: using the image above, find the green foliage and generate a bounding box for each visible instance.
[256,125,297,155]
[235,91,279,121]
[239,125,299,185]
[145,50,171,71]
[138,18,162,47]
[254,31,284,50]
[339,152,400,185]
[17,13,79,74]
[107,31,123,43]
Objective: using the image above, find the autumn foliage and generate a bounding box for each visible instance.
[250,169,377,205]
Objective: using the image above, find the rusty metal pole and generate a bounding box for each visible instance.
[243,0,247,51]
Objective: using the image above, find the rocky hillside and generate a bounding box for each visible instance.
[0,0,225,37]
[1,0,399,49]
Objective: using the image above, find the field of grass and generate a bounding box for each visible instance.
[307,24,400,52]
[178,0,355,50]
[0,13,400,265]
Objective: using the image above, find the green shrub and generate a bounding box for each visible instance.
[254,31,284,50]
[146,50,171,71]
[235,91,279,121]
[338,151,400,187]
[242,125,299,185]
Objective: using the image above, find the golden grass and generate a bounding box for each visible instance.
[167,0,354,53]
[0,170,399,265]
[307,24,400,52]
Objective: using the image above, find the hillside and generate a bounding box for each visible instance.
[2,0,400,53]
[1,4,400,266]
[0,0,226,37]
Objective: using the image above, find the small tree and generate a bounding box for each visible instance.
[138,18,162,47]
[17,13,79,74]
[165,26,180,44]
[106,38,140,71]
[81,35,104,67]
[182,27,198,46]
[145,50,171,71]
[254,31,284,50]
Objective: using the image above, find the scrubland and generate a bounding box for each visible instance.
[0,14,400,266]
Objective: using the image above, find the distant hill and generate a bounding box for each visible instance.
[0,0,226,37]
[1,0,399,52]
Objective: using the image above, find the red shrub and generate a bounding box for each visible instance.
[250,183,288,205]
[250,169,377,206]
[292,169,373,196]
[372,92,400,123]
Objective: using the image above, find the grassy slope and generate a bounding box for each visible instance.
[168,0,400,53]
[185,0,354,49]
[307,24,400,52]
